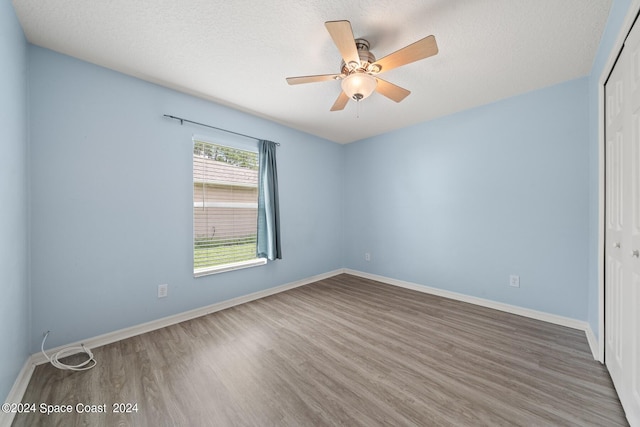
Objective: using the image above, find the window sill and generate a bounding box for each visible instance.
[194,258,267,278]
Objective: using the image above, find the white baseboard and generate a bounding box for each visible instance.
[38,267,596,364]
[0,356,37,427]
[344,269,597,354]
[585,324,601,362]
[31,269,345,366]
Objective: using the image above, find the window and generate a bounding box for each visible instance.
[193,139,266,276]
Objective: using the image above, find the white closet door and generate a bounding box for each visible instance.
[626,17,640,425]
[605,28,627,397]
[606,18,640,426]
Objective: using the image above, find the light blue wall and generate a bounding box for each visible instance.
[587,0,633,341]
[344,78,590,320]
[0,1,30,401]
[28,46,344,351]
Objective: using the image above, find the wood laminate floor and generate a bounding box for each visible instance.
[13,274,628,426]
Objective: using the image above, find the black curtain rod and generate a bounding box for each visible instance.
[164,114,280,146]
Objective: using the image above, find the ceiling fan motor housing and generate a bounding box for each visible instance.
[341,39,376,74]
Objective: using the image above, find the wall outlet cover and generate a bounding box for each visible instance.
[509,275,520,288]
[158,284,168,298]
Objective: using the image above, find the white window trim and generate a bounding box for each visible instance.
[194,257,267,278]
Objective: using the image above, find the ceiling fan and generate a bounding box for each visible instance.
[286,20,438,111]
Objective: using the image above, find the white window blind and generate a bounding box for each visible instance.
[193,140,262,275]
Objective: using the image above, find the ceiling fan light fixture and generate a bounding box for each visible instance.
[341,72,377,101]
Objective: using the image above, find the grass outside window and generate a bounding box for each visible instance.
[194,239,257,269]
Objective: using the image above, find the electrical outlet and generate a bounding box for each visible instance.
[365,252,371,262]
[158,284,168,298]
[509,275,520,288]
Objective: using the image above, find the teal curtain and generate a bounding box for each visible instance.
[257,140,281,260]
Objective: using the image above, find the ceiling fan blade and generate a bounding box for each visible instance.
[375,78,411,102]
[330,91,350,111]
[325,20,360,67]
[286,74,341,85]
[371,35,438,74]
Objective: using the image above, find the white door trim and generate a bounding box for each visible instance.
[599,0,640,363]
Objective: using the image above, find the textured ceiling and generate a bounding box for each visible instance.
[12,0,612,144]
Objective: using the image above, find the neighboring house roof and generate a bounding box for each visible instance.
[193,156,257,187]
